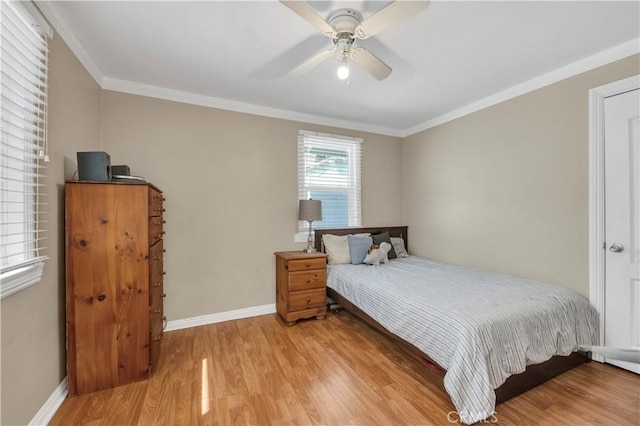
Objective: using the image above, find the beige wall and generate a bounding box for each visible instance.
[2,20,636,424]
[0,34,102,424]
[403,55,640,298]
[99,92,403,320]
[0,30,402,424]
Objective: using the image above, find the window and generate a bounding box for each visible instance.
[297,130,362,241]
[1,0,51,298]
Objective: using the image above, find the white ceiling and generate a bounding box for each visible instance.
[40,1,640,136]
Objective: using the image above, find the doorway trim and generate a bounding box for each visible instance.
[589,74,640,362]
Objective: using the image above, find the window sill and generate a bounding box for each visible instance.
[1,262,45,299]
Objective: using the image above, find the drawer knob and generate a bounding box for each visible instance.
[163,249,167,253]
[162,197,166,202]
[163,221,166,224]
[306,279,311,283]
[162,293,166,298]
[306,298,310,303]
[305,263,311,267]
[162,271,167,275]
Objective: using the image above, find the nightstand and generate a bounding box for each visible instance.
[275,251,327,326]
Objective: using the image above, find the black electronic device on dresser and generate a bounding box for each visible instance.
[77,151,111,181]
[111,165,131,176]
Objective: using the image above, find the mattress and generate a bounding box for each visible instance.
[326,256,599,424]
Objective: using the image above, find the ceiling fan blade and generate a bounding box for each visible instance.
[352,48,392,80]
[280,1,336,38]
[291,50,334,77]
[355,0,430,39]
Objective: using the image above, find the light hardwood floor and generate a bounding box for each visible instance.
[51,311,640,425]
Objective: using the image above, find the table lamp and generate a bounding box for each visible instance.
[298,199,322,253]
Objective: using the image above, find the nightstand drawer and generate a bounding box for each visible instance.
[289,270,326,291]
[289,288,326,312]
[287,257,326,272]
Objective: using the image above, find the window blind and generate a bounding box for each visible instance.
[1,0,51,298]
[297,130,362,236]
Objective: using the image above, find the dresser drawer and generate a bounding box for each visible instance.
[150,273,164,308]
[149,189,164,217]
[289,269,326,291]
[149,216,164,246]
[149,292,163,320]
[288,288,325,312]
[149,240,163,278]
[287,257,326,272]
[150,267,163,291]
[149,313,163,372]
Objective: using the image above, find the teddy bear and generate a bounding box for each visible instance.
[363,242,391,266]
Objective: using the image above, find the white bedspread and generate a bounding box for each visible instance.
[327,256,599,424]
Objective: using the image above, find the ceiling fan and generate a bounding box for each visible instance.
[281,0,430,81]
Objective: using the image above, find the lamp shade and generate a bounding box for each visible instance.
[298,199,322,222]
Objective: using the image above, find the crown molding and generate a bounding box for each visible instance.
[37,0,399,136]
[102,77,404,137]
[30,2,640,138]
[35,1,104,86]
[403,38,640,137]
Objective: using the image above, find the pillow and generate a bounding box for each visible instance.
[390,237,409,258]
[322,233,372,265]
[348,235,373,265]
[322,234,351,264]
[372,231,397,259]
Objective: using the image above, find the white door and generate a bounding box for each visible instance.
[604,88,640,374]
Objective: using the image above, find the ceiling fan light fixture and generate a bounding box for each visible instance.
[337,61,350,80]
[282,0,430,81]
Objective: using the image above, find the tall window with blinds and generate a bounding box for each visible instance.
[1,1,51,298]
[297,130,362,239]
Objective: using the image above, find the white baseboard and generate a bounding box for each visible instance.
[164,303,276,332]
[29,377,68,426]
[29,303,275,424]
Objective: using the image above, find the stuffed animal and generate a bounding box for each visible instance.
[363,242,391,266]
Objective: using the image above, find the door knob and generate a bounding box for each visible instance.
[609,243,624,253]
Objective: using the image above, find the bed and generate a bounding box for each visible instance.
[314,226,598,424]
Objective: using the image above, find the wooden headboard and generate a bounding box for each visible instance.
[314,226,408,253]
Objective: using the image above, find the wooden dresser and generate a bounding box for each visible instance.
[275,251,327,326]
[65,181,166,396]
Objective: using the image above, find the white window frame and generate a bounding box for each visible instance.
[295,130,362,242]
[1,0,51,299]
